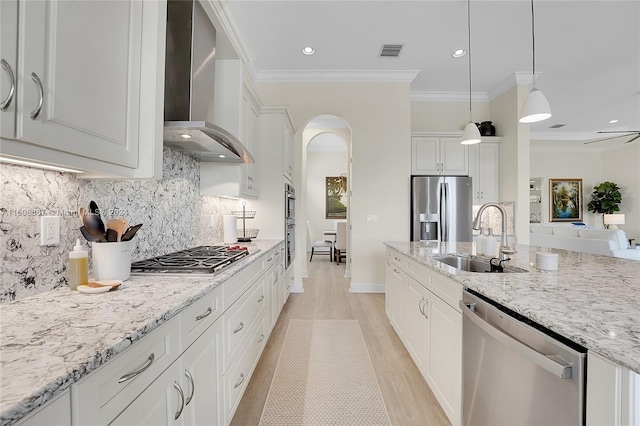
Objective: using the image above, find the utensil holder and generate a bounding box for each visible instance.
[92,241,132,281]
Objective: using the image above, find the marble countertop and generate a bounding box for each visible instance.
[0,240,282,426]
[384,241,640,374]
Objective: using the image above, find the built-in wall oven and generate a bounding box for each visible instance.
[285,183,295,269]
[461,289,586,425]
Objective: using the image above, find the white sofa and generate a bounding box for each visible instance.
[530,224,640,260]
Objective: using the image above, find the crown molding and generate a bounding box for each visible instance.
[410,91,488,102]
[204,0,254,65]
[255,70,421,83]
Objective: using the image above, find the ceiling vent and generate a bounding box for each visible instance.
[379,44,403,58]
[549,124,567,128]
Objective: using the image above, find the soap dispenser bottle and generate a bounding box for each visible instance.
[485,228,498,258]
[475,227,486,256]
[69,239,88,291]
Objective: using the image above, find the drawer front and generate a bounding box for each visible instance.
[224,255,265,308]
[72,317,181,425]
[429,272,462,312]
[223,278,266,370]
[180,284,223,351]
[407,256,430,284]
[223,311,266,424]
[387,248,407,269]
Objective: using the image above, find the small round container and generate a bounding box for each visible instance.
[535,252,558,271]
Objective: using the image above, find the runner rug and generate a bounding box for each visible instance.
[259,319,391,425]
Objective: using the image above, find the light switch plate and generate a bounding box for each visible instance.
[40,216,60,245]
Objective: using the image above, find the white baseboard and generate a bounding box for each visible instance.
[349,283,386,293]
[291,280,304,293]
[301,268,308,278]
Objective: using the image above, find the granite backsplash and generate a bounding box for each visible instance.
[0,149,237,302]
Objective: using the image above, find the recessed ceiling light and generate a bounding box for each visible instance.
[218,154,226,158]
[180,133,192,139]
[452,49,467,58]
[608,119,619,124]
[301,46,315,56]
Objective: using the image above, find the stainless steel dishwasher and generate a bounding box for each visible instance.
[461,289,587,426]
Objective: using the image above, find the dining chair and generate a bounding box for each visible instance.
[334,221,347,265]
[307,220,332,261]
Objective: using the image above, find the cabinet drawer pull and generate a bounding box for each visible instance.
[258,295,264,303]
[233,322,244,334]
[275,250,280,255]
[118,353,155,383]
[258,334,265,343]
[29,72,44,120]
[173,382,185,420]
[184,370,195,406]
[1,59,15,111]
[267,256,273,262]
[195,307,212,321]
[234,373,245,389]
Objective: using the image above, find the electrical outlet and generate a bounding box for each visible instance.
[40,216,60,246]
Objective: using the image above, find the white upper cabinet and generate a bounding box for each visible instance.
[283,118,294,182]
[412,134,468,176]
[1,0,166,178]
[201,60,260,198]
[468,139,501,204]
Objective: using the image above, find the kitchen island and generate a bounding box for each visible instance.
[0,240,283,426]
[384,241,639,374]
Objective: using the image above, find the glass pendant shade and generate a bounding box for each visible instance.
[519,88,552,123]
[461,121,482,145]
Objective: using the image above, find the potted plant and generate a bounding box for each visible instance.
[587,181,622,227]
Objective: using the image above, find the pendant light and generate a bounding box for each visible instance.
[461,0,481,145]
[519,0,552,123]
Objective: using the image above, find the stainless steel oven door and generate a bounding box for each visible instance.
[285,183,295,219]
[285,220,295,269]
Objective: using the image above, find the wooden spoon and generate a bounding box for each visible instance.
[87,280,122,290]
[106,218,127,242]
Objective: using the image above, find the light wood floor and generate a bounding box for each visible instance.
[230,259,450,426]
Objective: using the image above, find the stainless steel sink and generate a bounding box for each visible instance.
[432,255,527,273]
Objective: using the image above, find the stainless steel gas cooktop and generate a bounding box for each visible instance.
[130,245,251,275]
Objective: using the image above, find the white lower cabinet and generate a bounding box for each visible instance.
[385,247,462,426]
[65,247,284,426]
[586,352,640,426]
[16,389,71,426]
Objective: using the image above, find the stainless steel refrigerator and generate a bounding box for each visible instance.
[411,176,473,242]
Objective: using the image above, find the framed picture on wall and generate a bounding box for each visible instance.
[549,178,583,222]
[326,176,347,219]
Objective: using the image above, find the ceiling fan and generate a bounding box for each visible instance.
[584,131,640,145]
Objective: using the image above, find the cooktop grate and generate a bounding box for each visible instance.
[130,245,250,275]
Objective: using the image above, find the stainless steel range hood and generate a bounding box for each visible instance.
[163,0,253,163]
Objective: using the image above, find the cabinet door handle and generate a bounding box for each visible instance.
[173,382,185,420]
[258,333,265,343]
[118,353,155,383]
[268,256,273,262]
[423,299,429,319]
[195,307,212,321]
[184,370,195,406]
[234,373,245,389]
[275,250,280,256]
[233,322,244,334]
[1,59,15,111]
[29,72,44,120]
[419,297,425,315]
[258,295,264,303]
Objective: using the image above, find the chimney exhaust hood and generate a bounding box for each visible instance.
[163,0,253,163]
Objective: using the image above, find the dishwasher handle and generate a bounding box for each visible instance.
[460,300,573,379]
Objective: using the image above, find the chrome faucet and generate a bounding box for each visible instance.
[472,203,517,261]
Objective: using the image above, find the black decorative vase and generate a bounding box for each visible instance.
[479,121,496,136]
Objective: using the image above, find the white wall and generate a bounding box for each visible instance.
[256,82,411,291]
[530,141,603,227]
[600,143,640,239]
[411,100,490,132]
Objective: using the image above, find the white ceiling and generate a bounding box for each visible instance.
[225,0,640,143]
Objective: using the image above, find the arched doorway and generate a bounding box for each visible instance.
[301,115,352,279]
